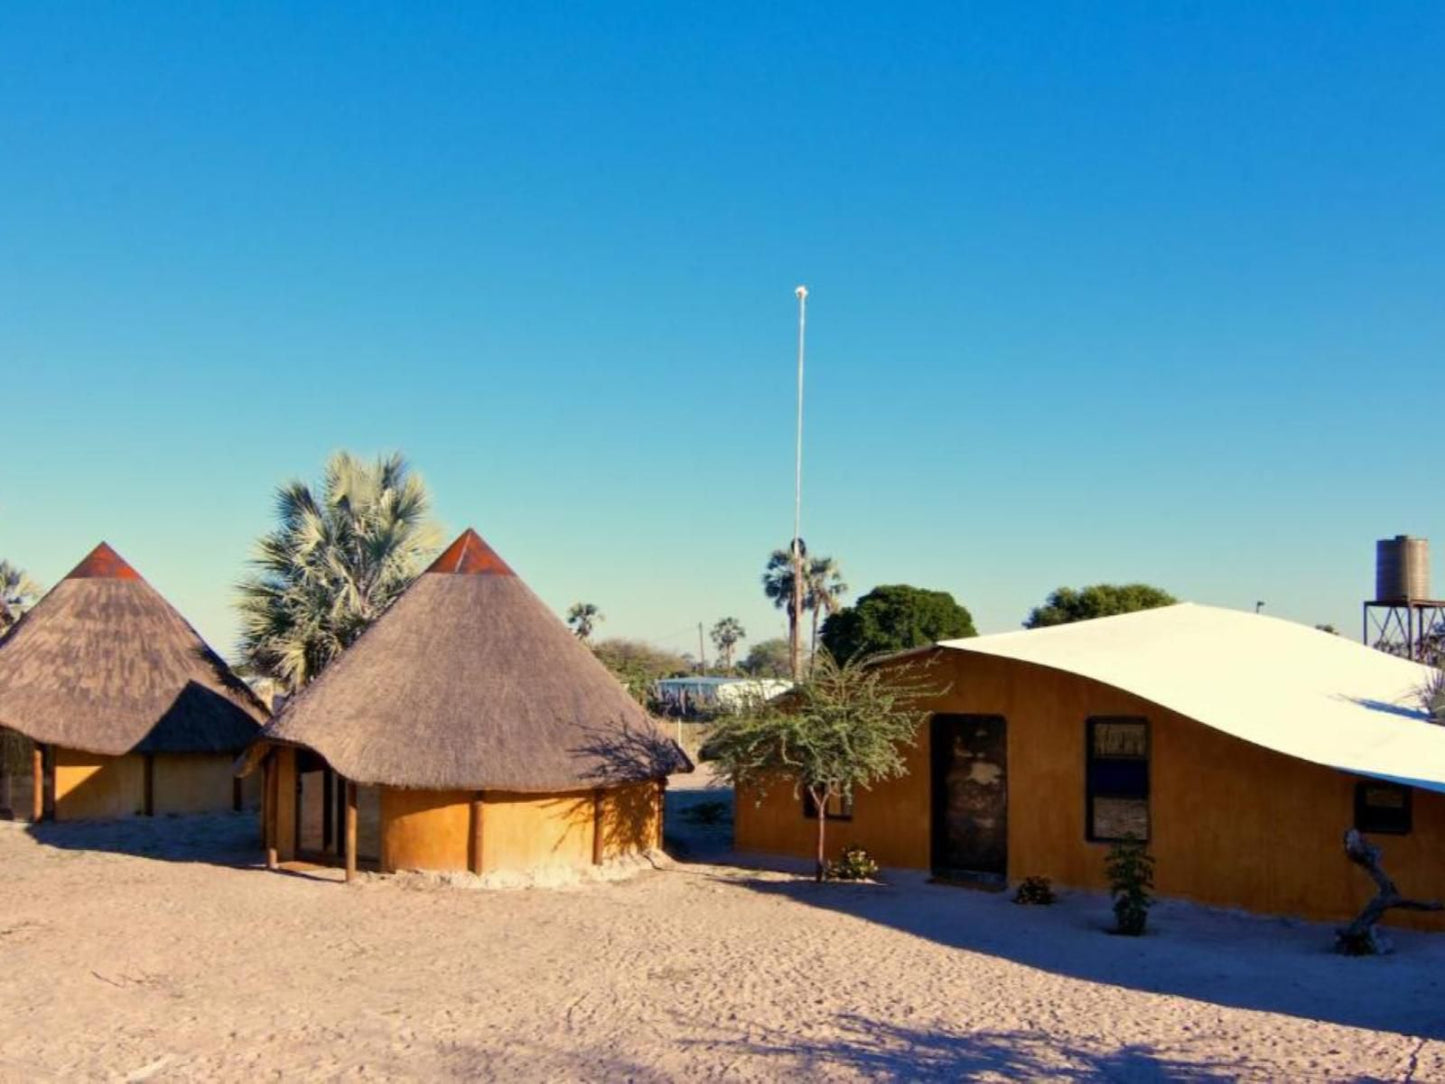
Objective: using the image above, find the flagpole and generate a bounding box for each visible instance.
[791,285,808,682]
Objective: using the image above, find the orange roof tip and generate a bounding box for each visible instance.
[65,542,142,581]
[426,528,515,576]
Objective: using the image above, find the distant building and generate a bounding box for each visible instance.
[655,676,792,717]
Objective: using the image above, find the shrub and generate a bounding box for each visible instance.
[1104,837,1155,935]
[1013,875,1056,905]
[827,844,878,882]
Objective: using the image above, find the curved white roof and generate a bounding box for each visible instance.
[937,603,1445,792]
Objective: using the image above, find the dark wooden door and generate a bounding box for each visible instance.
[931,714,1008,877]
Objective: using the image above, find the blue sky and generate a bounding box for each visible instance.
[3,3,1443,659]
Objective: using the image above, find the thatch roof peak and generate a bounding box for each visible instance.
[425,528,515,576]
[65,541,141,581]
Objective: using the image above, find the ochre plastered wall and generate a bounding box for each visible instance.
[54,748,145,820]
[380,787,473,872]
[597,782,661,860]
[734,650,1445,928]
[151,754,241,814]
[355,781,664,874]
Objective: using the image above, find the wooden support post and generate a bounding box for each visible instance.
[335,775,347,857]
[655,780,665,850]
[143,754,155,816]
[591,788,604,866]
[344,781,358,883]
[31,744,45,824]
[468,792,485,874]
[264,755,278,871]
[322,768,335,854]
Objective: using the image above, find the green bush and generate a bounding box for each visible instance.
[1104,837,1155,935]
[827,844,878,882]
[1013,875,1056,905]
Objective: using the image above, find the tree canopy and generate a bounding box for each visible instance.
[566,602,603,641]
[1023,584,1177,629]
[591,637,691,706]
[820,584,976,663]
[706,651,937,880]
[0,559,41,637]
[236,450,442,692]
[738,637,792,678]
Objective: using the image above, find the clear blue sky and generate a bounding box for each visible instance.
[3,3,1443,659]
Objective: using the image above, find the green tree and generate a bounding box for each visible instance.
[710,617,746,669]
[739,638,792,679]
[0,559,41,636]
[707,652,936,882]
[236,450,442,693]
[821,584,976,663]
[1023,584,1177,628]
[566,602,604,642]
[592,637,692,706]
[804,555,848,664]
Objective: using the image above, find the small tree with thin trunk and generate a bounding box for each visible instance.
[707,651,938,882]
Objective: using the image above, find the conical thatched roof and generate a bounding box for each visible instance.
[0,543,267,755]
[256,528,690,792]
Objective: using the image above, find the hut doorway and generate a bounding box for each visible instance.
[930,714,1008,882]
[294,756,380,866]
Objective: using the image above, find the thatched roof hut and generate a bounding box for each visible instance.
[251,528,689,878]
[0,542,266,755]
[258,527,689,790]
[0,543,267,822]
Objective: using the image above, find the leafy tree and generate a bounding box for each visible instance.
[0,559,41,636]
[707,651,937,881]
[236,451,442,693]
[821,584,976,663]
[710,617,746,669]
[592,637,691,706]
[1024,584,1176,629]
[739,638,792,679]
[566,602,604,642]
[762,539,807,678]
[804,555,848,664]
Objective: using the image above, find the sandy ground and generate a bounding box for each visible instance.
[1,774,1443,1082]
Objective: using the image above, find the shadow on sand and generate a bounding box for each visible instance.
[660,787,1445,1042]
[25,810,262,868]
[691,868,1445,1042]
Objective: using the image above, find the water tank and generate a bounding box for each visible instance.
[1375,536,1431,601]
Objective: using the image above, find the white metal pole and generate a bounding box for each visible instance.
[792,285,808,682]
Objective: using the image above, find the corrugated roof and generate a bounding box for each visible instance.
[936,603,1445,792]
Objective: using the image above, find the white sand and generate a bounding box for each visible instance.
[2,789,1443,1082]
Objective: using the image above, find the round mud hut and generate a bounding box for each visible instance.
[244,528,691,881]
[0,542,268,821]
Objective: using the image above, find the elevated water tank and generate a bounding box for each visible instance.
[1375,536,1431,601]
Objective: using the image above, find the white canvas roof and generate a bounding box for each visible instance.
[936,603,1445,793]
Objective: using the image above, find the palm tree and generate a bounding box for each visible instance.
[762,539,808,677]
[710,617,746,670]
[0,559,41,637]
[236,451,442,693]
[567,602,603,642]
[805,555,848,665]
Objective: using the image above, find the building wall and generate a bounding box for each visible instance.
[54,748,145,820]
[381,787,474,872]
[347,781,665,874]
[151,754,242,814]
[597,781,662,860]
[735,650,1445,929]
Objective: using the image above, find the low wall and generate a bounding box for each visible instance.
[55,749,247,820]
